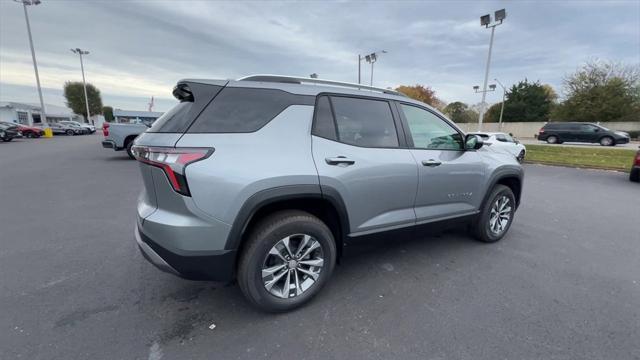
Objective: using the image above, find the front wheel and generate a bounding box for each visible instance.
[546,135,558,144]
[125,140,135,159]
[471,185,516,243]
[66,129,74,136]
[516,150,525,163]
[599,136,614,146]
[237,210,336,312]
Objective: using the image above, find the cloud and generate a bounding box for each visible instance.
[1,0,638,112]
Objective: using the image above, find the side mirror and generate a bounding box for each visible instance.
[465,134,484,150]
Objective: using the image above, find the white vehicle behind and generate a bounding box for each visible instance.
[472,132,526,163]
[60,120,96,133]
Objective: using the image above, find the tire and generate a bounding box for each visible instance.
[630,168,640,183]
[599,136,614,146]
[25,132,34,138]
[125,140,135,159]
[471,185,516,243]
[516,150,525,163]
[237,210,337,312]
[66,129,74,136]
[546,135,558,144]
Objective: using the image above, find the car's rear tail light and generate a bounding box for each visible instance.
[131,146,213,196]
[635,152,640,166]
[539,128,545,133]
[102,122,110,136]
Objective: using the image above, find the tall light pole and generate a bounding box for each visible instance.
[476,9,506,131]
[494,78,507,131]
[15,0,47,127]
[358,50,386,85]
[70,48,92,125]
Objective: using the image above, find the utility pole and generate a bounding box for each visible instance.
[495,78,507,131]
[15,0,47,127]
[70,48,92,125]
[476,9,506,131]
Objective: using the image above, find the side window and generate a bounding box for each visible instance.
[400,104,463,150]
[330,96,399,148]
[496,134,508,142]
[312,96,337,140]
[188,88,312,133]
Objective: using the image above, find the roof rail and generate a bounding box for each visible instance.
[237,74,406,97]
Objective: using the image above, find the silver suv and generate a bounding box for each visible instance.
[132,75,524,312]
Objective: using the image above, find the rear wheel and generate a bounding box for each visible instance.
[66,129,74,136]
[25,132,34,138]
[471,185,516,243]
[630,168,640,182]
[238,210,336,312]
[599,136,614,146]
[546,135,558,144]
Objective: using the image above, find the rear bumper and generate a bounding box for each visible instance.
[135,223,236,282]
[102,140,117,149]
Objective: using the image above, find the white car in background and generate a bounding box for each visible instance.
[472,132,527,163]
[60,120,96,134]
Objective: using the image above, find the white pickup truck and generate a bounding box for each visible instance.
[101,122,151,159]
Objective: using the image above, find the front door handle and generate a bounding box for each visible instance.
[326,156,355,166]
[422,159,442,167]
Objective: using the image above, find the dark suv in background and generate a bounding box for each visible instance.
[538,122,630,146]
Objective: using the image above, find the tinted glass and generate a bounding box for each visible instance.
[149,83,223,133]
[400,104,463,150]
[312,96,337,140]
[188,87,312,133]
[330,97,398,148]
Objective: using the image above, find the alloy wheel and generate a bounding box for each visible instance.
[489,195,512,235]
[262,234,324,299]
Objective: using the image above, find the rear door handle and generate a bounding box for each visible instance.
[422,159,442,167]
[325,156,355,166]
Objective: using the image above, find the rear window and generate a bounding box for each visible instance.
[187,87,314,133]
[148,83,223,133]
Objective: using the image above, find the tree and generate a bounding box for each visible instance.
[442,101,478,123]
[63,81,104,122]
[552,60,640,122]
[486,79,555,122]
[102,106,114,122]
[395,84,442,107]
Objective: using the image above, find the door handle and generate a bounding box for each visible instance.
[325,156,355,166]
[422,159,442,167]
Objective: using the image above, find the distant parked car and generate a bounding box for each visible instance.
[48,122,84,136]
[471,132,526,163]
[630,148,640,183]
[0,123,21,142]
[0,122,43,138]
[538,122,630,146]
[60,120,95,134]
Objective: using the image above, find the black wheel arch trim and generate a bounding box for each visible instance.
[225,184,350,251]
[480,168,524,210]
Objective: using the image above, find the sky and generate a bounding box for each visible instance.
[0,0,639,113]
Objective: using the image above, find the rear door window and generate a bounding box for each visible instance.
[187,87,313,133]
[329,96,399,148]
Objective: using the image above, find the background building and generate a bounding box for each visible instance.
[113,109,163,125]
[0,102,82,126]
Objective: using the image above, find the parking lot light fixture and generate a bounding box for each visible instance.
[14,0,47,127]
[70,48,92,125]
[476,8,506,131]
[358,50,387,86]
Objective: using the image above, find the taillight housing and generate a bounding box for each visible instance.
[103,122,110,136]
[131,145,213,196]
[539,128,545,133]
[635,152,640,166]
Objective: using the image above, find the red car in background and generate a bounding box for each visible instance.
[630,148,640,183]
[0,122,43,138]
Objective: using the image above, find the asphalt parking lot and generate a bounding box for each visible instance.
[1,135,639,360]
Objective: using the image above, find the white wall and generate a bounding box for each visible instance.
[457,121,640,138]
[0,108,16,123]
